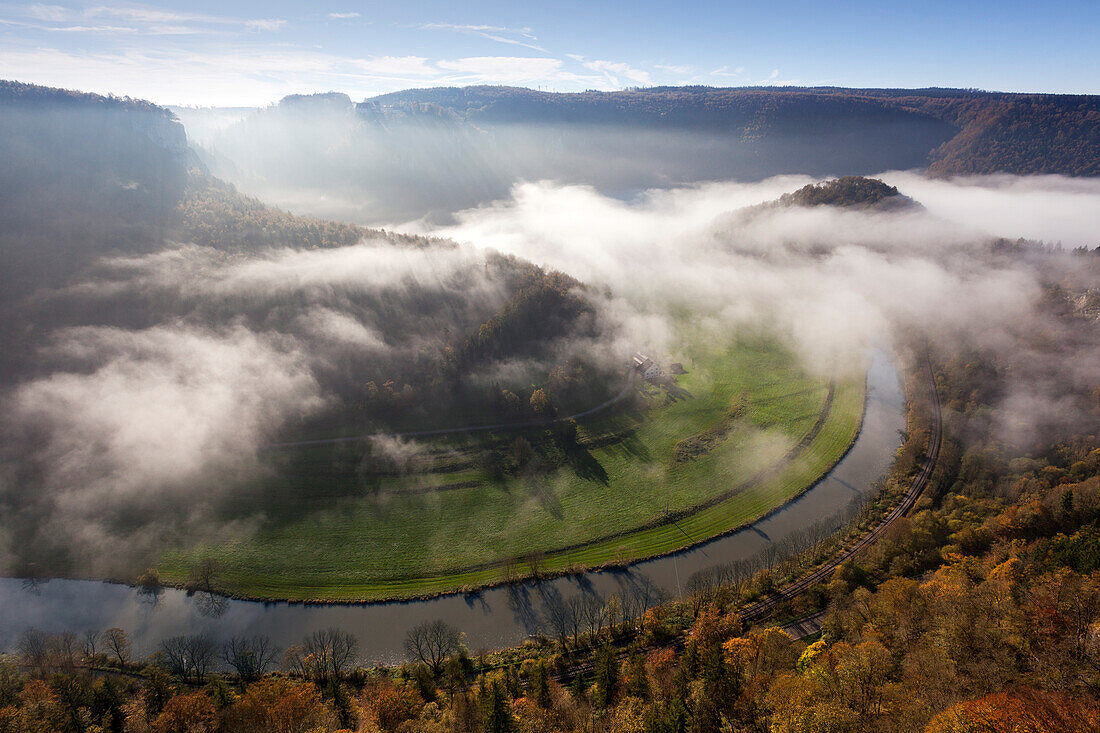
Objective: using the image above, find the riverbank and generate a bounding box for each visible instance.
[0,349,903,664]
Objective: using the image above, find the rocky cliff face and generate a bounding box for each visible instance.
[129,109,191,162]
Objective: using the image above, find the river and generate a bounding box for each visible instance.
[0,349,905,665]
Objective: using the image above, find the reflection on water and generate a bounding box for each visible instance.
[0,349,904,665]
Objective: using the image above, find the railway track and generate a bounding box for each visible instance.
[553,354,942,682]
[739,354,941,624]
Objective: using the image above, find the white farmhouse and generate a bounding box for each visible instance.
[632,353,661,380]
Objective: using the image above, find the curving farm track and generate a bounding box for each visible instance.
[265,371,636,449]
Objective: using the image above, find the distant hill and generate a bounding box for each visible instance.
[368,85,1100,178]
[0,81,612,433]
[0,80,433,298]
[0,80,192,299]
[189,84,1099,223]
[777,176,919,211]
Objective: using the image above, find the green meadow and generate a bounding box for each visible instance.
[160,333,865,601]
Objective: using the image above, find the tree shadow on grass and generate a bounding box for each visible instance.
[600,431,651,463]
[566,444,609,485]
[662,383,693,403]
[523,473,563,520]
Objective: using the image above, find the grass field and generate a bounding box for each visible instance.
[159,332,866,601]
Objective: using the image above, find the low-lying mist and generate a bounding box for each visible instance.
[2,172,1097,580]
[410,172,1100,452]
[193,98,954,225]
[408,173,1095,365]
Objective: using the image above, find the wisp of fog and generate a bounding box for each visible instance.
[2,173,1098,577]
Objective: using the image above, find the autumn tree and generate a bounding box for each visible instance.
[925,688,1100,733]
[529,388,551,415]
[287,628,359,685]
[226,677,338,732]
[152,691,216,733]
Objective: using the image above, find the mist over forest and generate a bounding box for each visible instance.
[0,79,1098,581]
[2,0,1100,719]
[1,58,1100,732]
[179,86,1100,224]
[0,79,1096,579]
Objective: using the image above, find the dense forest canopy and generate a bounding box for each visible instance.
[777,176,918,210]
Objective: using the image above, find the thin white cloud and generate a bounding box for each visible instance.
[329,12,360,19]
[351,55,436,77]
[711,65,745,78]
[0,45,622,105]
[245,18,285,32]
[655,63,694,75]
[579,58,651,87]
[436,56,563,84]
[49,24,138,33]
[25,4,70,22]
[14,3,285,35]
[422,22,547,53]
[1,24,653,105]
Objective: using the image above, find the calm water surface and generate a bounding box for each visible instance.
[0,349,904,664]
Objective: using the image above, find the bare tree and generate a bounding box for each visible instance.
[403,620,462,675]
[223,636,279,684]
[686,569,717,616]
[17,629,50,677]
[282,644,309,678]
[580,595,607,639]
[525,551,546,579]
[566,596,586,647]
[623,577,666,631]
[762,543,781,570]
[54,632,79,673]
[102,627,131,667]
[160,635,217,684]
[18,629,84,677]
[81,630,100,661]
[301,628,359,684]
[188,557,221,594]
[502,557,521,583]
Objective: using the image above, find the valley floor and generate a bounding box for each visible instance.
[159,334,866,601]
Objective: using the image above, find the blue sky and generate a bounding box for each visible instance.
[1,1,1097,106]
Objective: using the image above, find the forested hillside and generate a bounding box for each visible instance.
[0,81,611,423]
[0,81,190,299]
[196,84,1099,223]
[370,85,1100,177]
